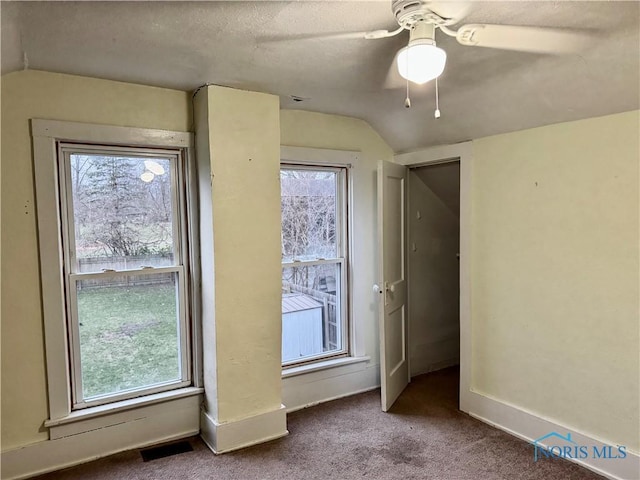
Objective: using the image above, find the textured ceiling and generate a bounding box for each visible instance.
[2,1,639,152]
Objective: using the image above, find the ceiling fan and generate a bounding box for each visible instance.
[357,0,590,87]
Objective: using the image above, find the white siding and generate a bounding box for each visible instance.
[282,302,323,362]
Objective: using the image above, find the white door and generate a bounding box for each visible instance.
[377,160,409,411]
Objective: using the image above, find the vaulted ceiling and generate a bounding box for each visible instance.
[2,1,638,152]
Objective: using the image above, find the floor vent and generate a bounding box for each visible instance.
[140,440,193,462]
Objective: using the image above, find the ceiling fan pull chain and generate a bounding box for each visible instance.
[434,76,441,118]
[405,35,411,108]
[405,77,411,108]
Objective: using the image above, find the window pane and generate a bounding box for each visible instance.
[282,263,342,363]
[281,169,337,262]
[69,154,175,272]
[76,272,181,400]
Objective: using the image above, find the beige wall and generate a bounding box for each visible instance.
[471,110,640,451]
[1,70,191,449]
[0,73,393,450]
[197,85,283,422]
[280,110,394,371]
[7,67,634,463]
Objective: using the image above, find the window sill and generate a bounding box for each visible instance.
[282,356,370,379]
[45,386,204,428]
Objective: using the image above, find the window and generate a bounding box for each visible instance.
[58,145,191,408]
[32,120,199,423]
[280,165,349,366]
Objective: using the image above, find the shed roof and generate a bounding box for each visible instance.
[282,293,322,314]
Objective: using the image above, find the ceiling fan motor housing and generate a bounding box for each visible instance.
[409,21,436,43]
[391,0,456,29]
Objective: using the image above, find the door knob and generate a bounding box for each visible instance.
[373,284,382,294]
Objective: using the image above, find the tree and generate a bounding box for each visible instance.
[71,155,173,258]
[85,156,146,256]
[281,169,337,288]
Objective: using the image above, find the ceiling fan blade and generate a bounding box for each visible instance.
[456,24,592,54]
[427,1,473,24]
[259,28,402,44]
[258,32,371,43]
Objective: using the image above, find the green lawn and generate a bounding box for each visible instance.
[77,281,180,400]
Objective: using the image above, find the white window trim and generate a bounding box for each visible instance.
[280,145,364,371]
[31,119,201,431]
[282,355,370,379]
[43,386,204,440]
[59,144,191,408]
[280,164,348,365]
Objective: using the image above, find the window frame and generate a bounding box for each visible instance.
[58,143,191,408]
[32,119,201,424]
[280,159,352,368]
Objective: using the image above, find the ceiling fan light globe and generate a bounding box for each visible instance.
[140,171,155,183]
[144,159,165,175]
[397,43,447,84]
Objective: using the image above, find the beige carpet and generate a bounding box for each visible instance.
[34,368,603,479]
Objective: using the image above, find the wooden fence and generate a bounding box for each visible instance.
[77,255,174,288]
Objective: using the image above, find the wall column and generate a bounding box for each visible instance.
[194,85,287,453]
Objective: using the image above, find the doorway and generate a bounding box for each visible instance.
[407,161,461,401]
[378,143,471,413]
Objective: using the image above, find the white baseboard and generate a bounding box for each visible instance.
[464,390,640,480]
[200,405,288,454]
[286,384,380,414]
[283,361,380,412]
[1,394,201,480]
